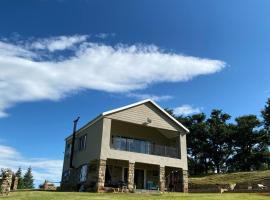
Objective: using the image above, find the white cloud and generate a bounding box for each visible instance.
[0,35,225,117]
[95,33,115,39]
[30,35,88,52]
[126,93,173,102]
[173,105,202,116]
[0,144,62,187]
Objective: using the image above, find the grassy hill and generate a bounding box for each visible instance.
[2,191,270,200]
[189,170,270,185]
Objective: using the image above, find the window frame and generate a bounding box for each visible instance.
[78,134,87,151]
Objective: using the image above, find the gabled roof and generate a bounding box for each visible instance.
[102,99,189,133]
[66,99,189,140]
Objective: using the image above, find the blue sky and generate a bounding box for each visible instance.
[0,0,270,185]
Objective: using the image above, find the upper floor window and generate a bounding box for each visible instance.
[78,135,87,151]
[65,143,71,157]
[111,135,179,158]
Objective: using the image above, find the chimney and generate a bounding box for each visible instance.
[69,117,80,169]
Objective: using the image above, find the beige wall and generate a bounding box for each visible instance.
[107,102,182,132]
[100,118,188,170]
[62,119,104,171]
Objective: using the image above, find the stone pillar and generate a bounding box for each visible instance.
[182,170,188,193]
[128,162,135,191]
[1,169,13,196]
[96,159,106,192]
[12,176,18,191]
[159,166,165,192]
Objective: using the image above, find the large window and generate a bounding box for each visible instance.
[78,135,87,151]
[79,165,88,182]
[111,136,178,158]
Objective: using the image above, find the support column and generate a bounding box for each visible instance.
[182,170,188,193]
[159,166,165,192]
[0,169,13,196]
[96,159,106,192]
[128,162,135,191]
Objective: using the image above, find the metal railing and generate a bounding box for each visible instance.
[111,136,179,158]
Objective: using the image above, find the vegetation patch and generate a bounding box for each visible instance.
[1,191,270,200]
[189,170,270,185]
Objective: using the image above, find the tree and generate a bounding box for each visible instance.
[207,109,233,173]
[23,167,34,189]
[262,98,270,133]
[230,115,269,171]
[15,167,24,189]
[186,113,212,175]
[261,98,270,169]
[0,169,3,185]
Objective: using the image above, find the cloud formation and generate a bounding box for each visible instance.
[0,35,225,117]
[126,93,173,102]
[29,35,88,52]
[173,105,202,116]
[0,144,62,186]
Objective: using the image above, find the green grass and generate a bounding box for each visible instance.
[1,191,269,200]
[190,170,270,185]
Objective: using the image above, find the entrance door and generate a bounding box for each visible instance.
[134,169,144,189]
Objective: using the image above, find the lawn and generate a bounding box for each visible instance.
[1,191,269,200]
[190,170,270,185]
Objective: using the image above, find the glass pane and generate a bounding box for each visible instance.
[114,137,122,150]
[127,139,135,152]
[120,138,126,150]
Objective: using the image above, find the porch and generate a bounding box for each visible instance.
[97,159,188,192]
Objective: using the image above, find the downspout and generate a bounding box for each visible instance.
[69,117,80,169]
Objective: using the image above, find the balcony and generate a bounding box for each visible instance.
[111,136,179,158]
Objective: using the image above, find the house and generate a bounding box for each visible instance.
[61,99,189,192]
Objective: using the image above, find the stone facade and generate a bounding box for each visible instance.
[12,176,18,191]
[159,166,165,192]
[182,170,188,193]
[1,170,13,196]
[96,159,106,192]
[128,162,135,191]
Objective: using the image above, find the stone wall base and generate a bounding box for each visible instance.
[96,159,106,192]
[128,162,135,191]
[182,170,188,193]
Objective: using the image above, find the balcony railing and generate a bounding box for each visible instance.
[111,136,179,158]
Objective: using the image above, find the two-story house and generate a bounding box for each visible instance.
[61,99,189,192]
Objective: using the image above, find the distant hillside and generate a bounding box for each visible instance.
[189,170,270,185]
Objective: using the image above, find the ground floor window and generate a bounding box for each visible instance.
[79,165,88,182]
[62,170,70,182]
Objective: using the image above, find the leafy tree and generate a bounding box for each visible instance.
[230,115,269,171]
[23,167,34,189]
[15,167,24,189]
[261,98,270,168]
[262,98,270,133]
[186,113,212,175]
[207,109,233,173]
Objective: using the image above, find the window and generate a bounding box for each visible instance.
[111,135,179,158]
[78,135,87,151]
[65,143,71,157]
[62,170,70,182]
[79,165,88,182]
[112,136,126,150]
